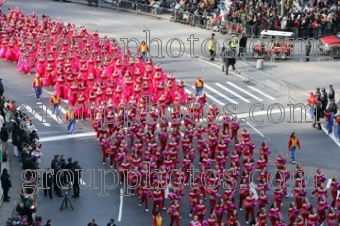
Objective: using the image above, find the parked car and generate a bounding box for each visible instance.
[319,32,340,57]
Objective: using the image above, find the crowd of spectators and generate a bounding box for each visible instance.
[0,95,47,226]
[132,0,340,38]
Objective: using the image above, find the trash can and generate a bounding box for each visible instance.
[256,59,263,69]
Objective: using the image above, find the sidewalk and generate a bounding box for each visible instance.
[0,149,25,224]
[242,60,340,103]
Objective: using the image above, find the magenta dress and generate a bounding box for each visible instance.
[55,78,66,99]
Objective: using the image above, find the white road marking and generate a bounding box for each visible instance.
[38,105,63,124]
[100,19,130,26]
[80,178,87,186]
[246,121,264,137]
[237,108,291,120]
[118,188,124,222]
[25,105,51,126]
[39,132,96,142]
[321,125,340,148]
[247,86,276,100]
[250,182,259,199]
[300,108,340,148]
[227,82,263,101]
[204,84,238,105]
[185,88,192,95]
[326,178,332,189]
[59,106,67,115]
[165,184,170,199]
[188,85,225,106]
[215,83,250,103]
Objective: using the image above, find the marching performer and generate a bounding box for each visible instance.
[317,195,330,224]
[213,199,225,225]
[152,188,164,215]
[167,200,180,226]
[189,188,200,217]
[244,191,257,224]
[326,207,337,226]
[269,202,281,226]
[293,182,306,209]
[194,199,207,223]
[329,176,340,208]
[287,202,299,226]
[257,208,267,226]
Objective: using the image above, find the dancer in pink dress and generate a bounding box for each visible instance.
[55,76,66,99]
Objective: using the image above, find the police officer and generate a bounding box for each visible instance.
[320,88,328,117]
[220,47,229,74]
[208,33,216,61]
[43,168,53,199]
[59,155,66,185]
[65,157,74,185]
[312,103,322,130]
[51,155,59,171]
[229,34,238,56]
[329,100,338,115]
[315,87,321,98]
[306,40,311,61]
[238,32,247,57]
[53,162,63,197]
[221,47,237,75]
[328,85,335,101]
[71,161,82,198]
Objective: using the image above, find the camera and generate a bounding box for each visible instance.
[65,192,68,196]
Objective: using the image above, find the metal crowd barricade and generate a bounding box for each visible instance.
[187,13,202,27]
[105,0,136,12]
[135,2,153,14]
[237,61,291,103]
[308,38,334,61]
[220,21,244,35]
[66,0,101,7]
[243,25,263,38]
[171,9,185,23]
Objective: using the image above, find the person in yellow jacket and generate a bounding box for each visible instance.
[49,92,60,117]
[208,33,216,61]
[152,210,163,226]
[65,107,75,134]
[138,41,150,62]
[32,75,43,101]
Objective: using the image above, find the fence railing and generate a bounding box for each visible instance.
[237,61,292,104]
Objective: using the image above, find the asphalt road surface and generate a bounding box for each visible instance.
[0,0,340,226]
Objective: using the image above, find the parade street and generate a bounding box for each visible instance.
[0,0,339,225]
